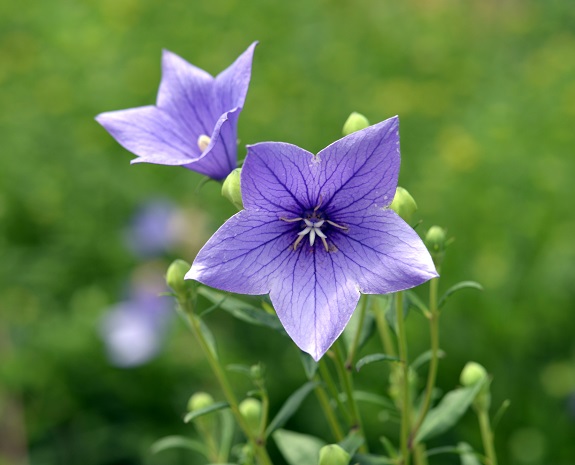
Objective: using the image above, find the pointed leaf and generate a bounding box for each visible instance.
[184,401,230,423]
[338,430,364,456]
[265,381,319,437]
[198,287,285,332]
[151,435,209,456]
[405,290,430,316]
[352,390,396,410]
[415,381,484,442]
[411,349,446,372]
[352,453,395,464]
[197,316,219,359]
[438,281,483,309]
[218,409,235,462]
[384,293,409,334]
[356,353,400,371]
[273,429,326,465]
[343,297,376,351]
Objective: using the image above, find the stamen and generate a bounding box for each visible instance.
[281,217,303,223]
[309,228,316,246]
[326,219,348,230]
[197,134,211,152]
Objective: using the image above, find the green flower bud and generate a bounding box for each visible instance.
[166,259,192,296]
[425,225,447,266]
[239,398,262,435]
[318,444,350,465]
[460,361,491,411]
[342,112,370,136]
[187,391,215,412]
[390,187,418,223]
[222,168,243,210]
[460,361,488,387]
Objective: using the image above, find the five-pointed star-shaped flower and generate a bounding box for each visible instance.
[186,116,438,360]
[96,42,257,181]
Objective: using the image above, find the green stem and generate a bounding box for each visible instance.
[333,340,368,453]
[180,304,273,465]
[373,297,397,357]
[345,295,369,369]
[410,275,440,447]
[313,375,345,441]
[478,409,498,465]
[395,292,411,465]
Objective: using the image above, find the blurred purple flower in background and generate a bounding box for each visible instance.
[188,116,437,360]
[100,266,171,368]
[96,42,257,180]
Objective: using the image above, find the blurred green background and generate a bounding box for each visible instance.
[1,0,574,464]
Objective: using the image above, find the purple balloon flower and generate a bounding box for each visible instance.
[96,42,257,180]
[187,116,438,360]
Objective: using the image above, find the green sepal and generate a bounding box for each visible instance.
[184,401,230,423]
[198,287,285,333]
[273,429,326,465]
[151,435,210,456]
[414,381,484,443]
[438,281,483,309]
[356,353,400,372]
[265,381,319,437]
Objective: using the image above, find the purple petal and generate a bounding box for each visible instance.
[242,142,320,215]
[330,209,438,294]
[157,49,217,136]
[96,106,197,165]
[187,209,294,294]
[318,116,400,215]
[182,107,240,180]
[215,42,258,113]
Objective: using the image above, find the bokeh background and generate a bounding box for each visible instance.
[1,0,574,464]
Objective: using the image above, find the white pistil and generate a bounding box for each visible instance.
[197,134,211,152]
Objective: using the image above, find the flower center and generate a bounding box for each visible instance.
[197,134,211,152]
[281,205,347,252]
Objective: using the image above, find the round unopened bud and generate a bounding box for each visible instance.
[425,226,447,253]
[239,398,262,434]
[460,362,491,411]
[221,168,243,210]
[187,391,215,413]
[342,112,370,136]
[460,362,488,386]
[318,444,350,465]
[166,259,192,296]
[390,187,418,223]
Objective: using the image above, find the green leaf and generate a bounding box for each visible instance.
[150,435,209,456]
[299,351,318,380]
[198,287,285,333]
[218,409,235,462]
[411,349,446,372]
[383,294,409,333]
[356,353,400,371]
[405,290,430,316]
[415,381,484,442]
[352,453,395,464]
[265,381,319,437]
[438,281,483,309]
[338,430,364,456]
[273,429,326,465]
[352,391,396,410]
[343,297,375,351]
[184,401,230,423]
[226,364,253,377]
[492,399,511,430]
[197,316,219,359]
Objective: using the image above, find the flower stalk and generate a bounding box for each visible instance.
[395,291,411,465]
[478,409,497,465]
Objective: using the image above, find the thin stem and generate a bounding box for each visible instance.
[313,375,345,441]
[410,275,440,446]
[333,340,368,453]
[345,295,369,369]
[180,303,273,465]
[413,444,429,465]
[395,292,411,465]
[478,409,498,465]
[373,297,397,357]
